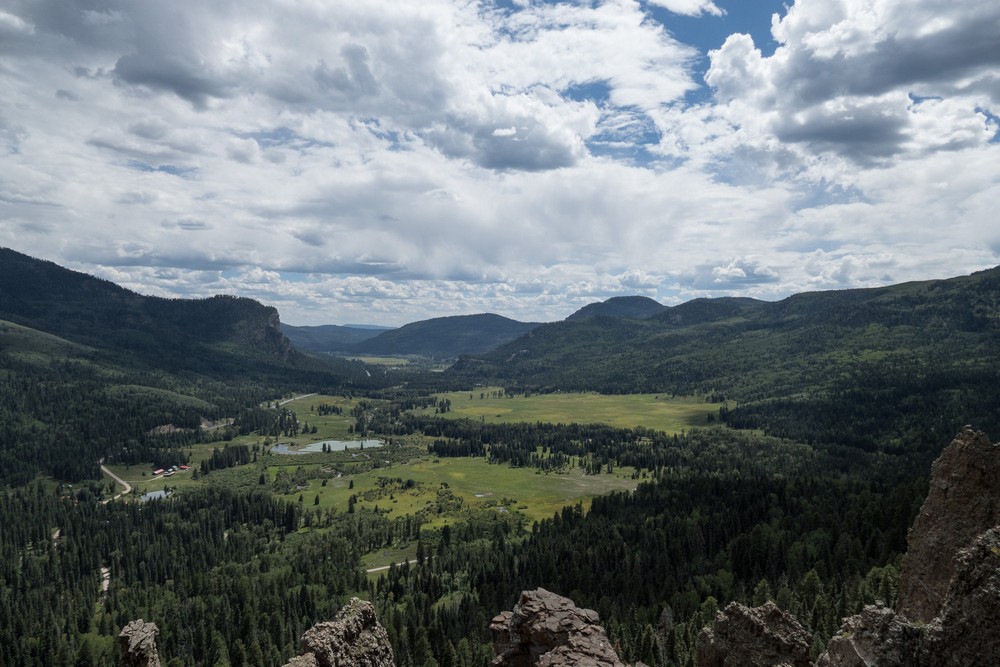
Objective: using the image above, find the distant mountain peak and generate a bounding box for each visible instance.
[352,312,540,359]
[566,295,666,321]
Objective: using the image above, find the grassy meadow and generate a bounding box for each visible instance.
[417,388,719,432]
[101,390,693,570]
[105,389,712,501]
[271,455,639,525]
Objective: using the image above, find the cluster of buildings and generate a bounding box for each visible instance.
[151,465,189,477]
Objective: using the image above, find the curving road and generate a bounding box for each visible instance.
[366,558,421,574]
[278,392,317,407]
[100,464,132,503]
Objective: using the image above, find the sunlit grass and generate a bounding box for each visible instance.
[417,388,720,432]
[288,455,638,525]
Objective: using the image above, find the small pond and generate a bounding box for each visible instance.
[271,439,384,455]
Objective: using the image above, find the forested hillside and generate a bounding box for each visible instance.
[0,249,383,483]
[450,268,1000,453]
[565,295,668,321]
[0,248,299,369]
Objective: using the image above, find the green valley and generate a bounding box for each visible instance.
[1,249,998,666]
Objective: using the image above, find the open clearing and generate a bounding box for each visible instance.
[418,389,719,432]
[270,454,639,525]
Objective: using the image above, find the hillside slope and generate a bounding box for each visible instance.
[0,248,378,483]
[351,313,540,358]
[0,247,300,370]
[565,295,667,321]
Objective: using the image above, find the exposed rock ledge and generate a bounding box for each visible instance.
[696,601,812,667]
[896,426,1000,623]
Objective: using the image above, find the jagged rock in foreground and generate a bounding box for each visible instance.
[490,588,631,666]
[818,526,1000,667]
[896,426,1000,622]
[698,427,1000,667]
[817,427,1000,666]
[282,598,395,667]
[815,603,929,667]
[927,525,1000,665]
[118,620,161,667]
[696,601,812,667]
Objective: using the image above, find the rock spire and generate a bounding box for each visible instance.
[490,588,633,666]
[282,597,395,667]
[118,620,161,667]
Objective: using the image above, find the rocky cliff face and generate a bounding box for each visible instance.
[817,525,1000,667]
[490,588,633,666]
[896,426,1000,623]
[696,427,1000,667]
[282,598,395,667]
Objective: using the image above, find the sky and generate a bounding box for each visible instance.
[1,0,999,326]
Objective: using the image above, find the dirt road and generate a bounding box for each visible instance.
[100,464,132,503]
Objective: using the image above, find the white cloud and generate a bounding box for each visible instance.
[704,0,1000,168]
[0,0,997,325]
[646,0,725,18]
[0,10,34,35]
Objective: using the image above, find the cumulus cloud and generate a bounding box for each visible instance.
[681,259,781,291]
[618,268,661,290]
[0,0,997,325]
[705,0,1000,167]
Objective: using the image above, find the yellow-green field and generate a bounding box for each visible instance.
[269,455,638,525]
[105,443,639,525]
[418,388,719,432]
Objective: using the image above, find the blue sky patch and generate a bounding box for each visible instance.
[564,79,613,105]
[126,160,197,177]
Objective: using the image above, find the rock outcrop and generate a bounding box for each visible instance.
[282,597,395,667]
[817,525,1000,667]
[926,525,1000,665]
[697,427,1000,667]
[118,620,161,667]
[490,588,628,666]
[815,604,930,667]
[896,426,1000,623]
[696,601,812,667]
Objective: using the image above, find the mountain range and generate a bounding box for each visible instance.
[452,270,1000,395]
[283,294,668,358]
[4,246,999,465]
